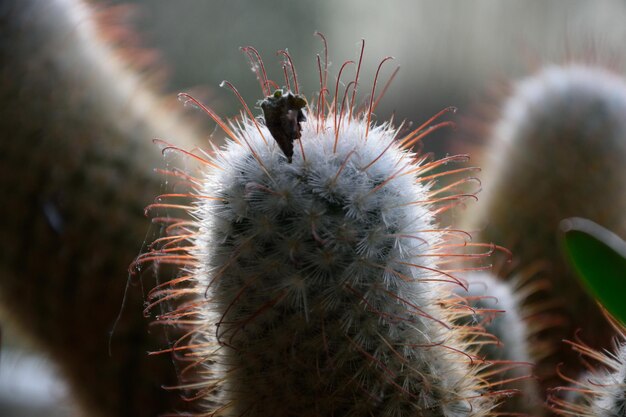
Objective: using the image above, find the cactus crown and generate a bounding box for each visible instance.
[136,38,509,416]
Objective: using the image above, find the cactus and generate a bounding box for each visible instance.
[0,0,202,415]
[139,42,514,416]
[549,327,626,416]
[462,64,626,391]
[457,272,543,416]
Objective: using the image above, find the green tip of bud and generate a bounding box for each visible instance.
[294,96,307,108]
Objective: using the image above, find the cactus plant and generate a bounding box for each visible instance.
[0,0,202,415]
[458,271,543,416]
[462,64,626,391]
[139,41,515,416]
[549,328,626,416]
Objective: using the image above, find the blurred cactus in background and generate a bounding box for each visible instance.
[463,65,626,398]
[0,0,203,415]
[549,330,626,416]
[457,272,543,416]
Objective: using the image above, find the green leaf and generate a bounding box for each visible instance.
[560,217,626,326]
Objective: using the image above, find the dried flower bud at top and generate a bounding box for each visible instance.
[260,89,307,162]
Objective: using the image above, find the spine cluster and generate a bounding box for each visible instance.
[550,329,626,416]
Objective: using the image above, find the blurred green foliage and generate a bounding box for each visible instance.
[561,217,626,327]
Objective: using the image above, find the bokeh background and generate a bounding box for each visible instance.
[119,0,626,154]
[4,0,626,415]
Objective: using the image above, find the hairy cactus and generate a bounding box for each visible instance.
[0,0,202,415]
[141,44,510,416]
[462,64,626,391]
[458,272,542,416]
[549,327,626,416]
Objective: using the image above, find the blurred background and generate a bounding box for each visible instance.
[4,0,626,415]
[115,0,626,154]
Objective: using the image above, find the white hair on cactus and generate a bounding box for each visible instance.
[458,272,542,415]
[550,330,626,416]
[138,41,508,417]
